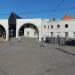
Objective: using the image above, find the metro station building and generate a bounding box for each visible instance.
[0,12,75,41]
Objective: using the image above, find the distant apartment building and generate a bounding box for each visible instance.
[49,15,75,39]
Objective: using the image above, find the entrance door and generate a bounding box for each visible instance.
[56,32,61,37]
[9,25,16,38]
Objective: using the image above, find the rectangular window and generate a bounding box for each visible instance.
[73,32,75,37]
[51,25,53,29]
[51,32,53,36]
[44,25,46,28]
[48,25,49,29]
[34,32,37,36]
[65,24,68,28]
[57,25,60,29]
[65,32,68,37]
[27,31,30,36]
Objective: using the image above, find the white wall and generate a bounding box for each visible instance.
[0,19,9,40]
[49,19,75,38]
[41,19,50,38]
[0,18,75,41]
[24,28,38,38]
[16,19,42,41]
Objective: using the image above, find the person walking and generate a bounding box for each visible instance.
[40,37,44,47]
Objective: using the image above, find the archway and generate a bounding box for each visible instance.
[19,23,39,38]
[0,24,6,39]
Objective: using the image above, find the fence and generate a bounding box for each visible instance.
[45,36,67,45]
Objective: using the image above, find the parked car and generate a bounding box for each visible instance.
[65,40,75,46]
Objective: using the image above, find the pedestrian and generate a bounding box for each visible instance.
[17,36,20,42]
[40,37,44,47]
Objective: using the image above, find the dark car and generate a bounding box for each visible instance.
[65,40,75,46]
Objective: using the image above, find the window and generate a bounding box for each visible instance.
[51,25,53,29]
[34,32,37,36]
[44,25,46,28]
[48,25,49,29]
[65,32,68,37]
[57,25,60,29]
[51,32,53,36]
[27,31,30,36]
[65,24,68,28]
[73,32,75,37]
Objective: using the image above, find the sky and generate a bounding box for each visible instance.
[0,0,75,19]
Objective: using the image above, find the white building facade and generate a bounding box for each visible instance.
[49,20,75,39]
[0,14,75,42]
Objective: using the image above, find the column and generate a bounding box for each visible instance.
[16,24,18,39]
[38,31,42,42]
[6,26,9,41]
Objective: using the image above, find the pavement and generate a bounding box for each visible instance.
[0,38,6,43]
[55,44,75,56]
[0,37,75,75]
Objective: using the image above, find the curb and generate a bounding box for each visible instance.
[56,47,75,56]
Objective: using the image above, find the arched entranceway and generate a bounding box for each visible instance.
[0,24,6,39]
[19,23,39,38]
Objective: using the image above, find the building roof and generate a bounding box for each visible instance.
[62,15,74,20]
[8,12,22,24]
[9,12,22,19]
